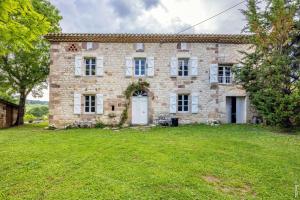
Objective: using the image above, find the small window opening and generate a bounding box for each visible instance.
[112,105,115,111]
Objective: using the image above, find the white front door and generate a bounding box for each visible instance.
[236,97,246,124]
[132,96,148,125]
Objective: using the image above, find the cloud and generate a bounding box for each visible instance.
[49,0,247,34]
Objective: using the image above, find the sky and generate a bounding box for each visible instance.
[27,0,248,101]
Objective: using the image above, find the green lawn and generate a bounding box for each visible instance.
[0,124,299,200]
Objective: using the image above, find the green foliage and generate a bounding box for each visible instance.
[27,106,49,118]
[124,80,150,99]
[24,113,36,123]
[237,0,300,128]
[95,120,106,129]
[119,80,150,126]
[0,124,299,199]
[0,0,50,55]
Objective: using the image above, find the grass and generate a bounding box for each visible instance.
[0,123,299,200]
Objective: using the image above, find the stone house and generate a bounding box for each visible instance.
[0,98,18,128]
[45,33,255,128]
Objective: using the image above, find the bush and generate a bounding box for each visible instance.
[24,114,36,123]
[95,120,106,129]
[27,106,49,118]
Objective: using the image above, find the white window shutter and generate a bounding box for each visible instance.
[96,57,104,76]
[96,94,104,114]
[210,64,218,83]
[191,93,199,113]
[170,57,178,77]
[87,42,93,50]
[74,93,81,114]
[125,57,133,77]
[147,57,154,77]
[75,56,82,76]
[170,93,177,113]
[190,56,198,76]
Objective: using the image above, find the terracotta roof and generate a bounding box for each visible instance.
[45,33,250,44]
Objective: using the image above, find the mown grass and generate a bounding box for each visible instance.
[0,123,299,200]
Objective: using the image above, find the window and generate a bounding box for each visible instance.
[178,58,189,76]
[85,58,96,76]
[178,94,189,112]
[136,43,144,51]
[85,95,95,113]
[218,66,232,84]
[134,58,146,76]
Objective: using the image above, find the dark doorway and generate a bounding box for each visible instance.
[6,106,13,127]
[231,97,236,123]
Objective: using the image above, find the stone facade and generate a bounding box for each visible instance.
[48,34,255,128]
[0,100,18,128]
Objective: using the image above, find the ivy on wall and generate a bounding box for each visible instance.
[119,80,150,126]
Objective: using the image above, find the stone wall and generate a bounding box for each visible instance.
[49,42,254,128]
[0,102,6,128]
[0,102,18,128]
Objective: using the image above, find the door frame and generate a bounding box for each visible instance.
[226,96,246,124]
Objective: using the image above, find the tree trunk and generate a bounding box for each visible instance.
[16,91,26,125]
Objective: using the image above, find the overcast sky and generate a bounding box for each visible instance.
[28,0,247,101]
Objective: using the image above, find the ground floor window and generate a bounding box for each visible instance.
[85,95,95,113]
[178,94,189,112]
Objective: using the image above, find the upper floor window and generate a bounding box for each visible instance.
[178,58,189,77]
[85,58,96,76]
[218,66,232,84]
[134,58,146,76]
[85,95,95,113]
[135,43,144,52]
[177,42,189,51]
[178,94,189,112]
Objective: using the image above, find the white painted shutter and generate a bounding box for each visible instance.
[96,57,104,76]
[74,93,81,114]
[170,93,177,113]
[125,57,133,77]
[75,56,82,76]
[147,57,154,77]
[96,94,104,114]
[87,42,93,50]
[210,64,218,83]
[170,57,178,77]
[190,56,198,76]
[191,93,199,113]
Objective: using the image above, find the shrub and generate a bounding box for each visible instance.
[95,120,106,129]
[24,114,36,123]
[27,106,49,118]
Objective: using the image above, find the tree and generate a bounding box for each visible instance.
[27,106,49,118]
[237,0,300,128]
[0,0,50,55]
[0,0,62,125]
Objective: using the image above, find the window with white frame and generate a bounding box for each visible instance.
[85,95,95,113]
[218,66,232,84]
[85,58,96,76]
[178,94,189,112]
[134,58,146,76]
[178,58,189,77]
